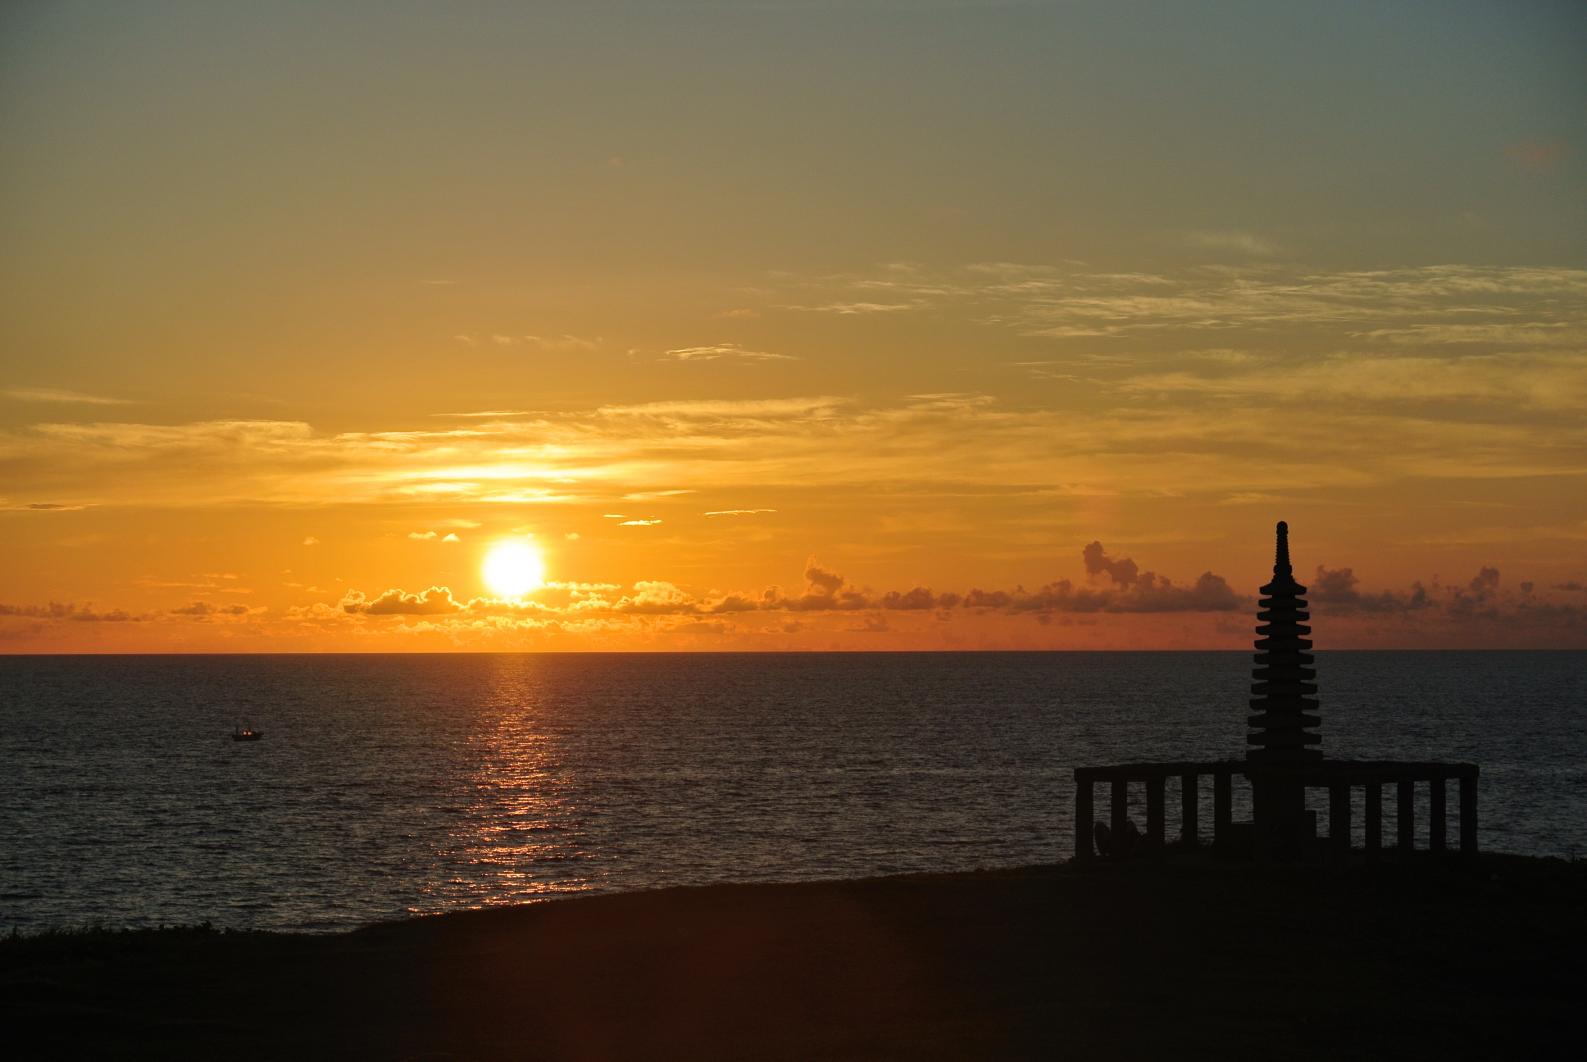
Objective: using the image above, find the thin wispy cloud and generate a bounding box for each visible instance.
[660,343,797,362]
[623,489,695,501]
[5,387,131,405]
[1186,230,1281,256]
[791,301,916,315]
[1505,138,1566,172]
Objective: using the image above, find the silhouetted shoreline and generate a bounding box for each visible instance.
[5,853,1583,1060]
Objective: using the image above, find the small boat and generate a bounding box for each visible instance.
[232,727,263,741]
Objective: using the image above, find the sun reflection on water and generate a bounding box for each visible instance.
[416,657,595,913]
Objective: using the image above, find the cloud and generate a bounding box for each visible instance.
[4,387,131,405]
[1305,562,1583,631]
[619,518,662,526]
[878,586,938,610]
[793,301,915,315]
[565,531,581,540]
[302,536,320,546]
[0,602,141,621]
[1186,230,1280,256]
[706,593,762,614]
[6,277,1583,524]
[665,620,730,636]
[1355,323,1586,346]
[1115,351,1587,412]
[803,559,845,596]
[1309,565,1431,613]
[452,334,601,353]
[442,532,462,543]
[766,558,872,611]
[431,409,537,419]
[318,544,1236,628]
[1505,138,1566,172]
[407,530,439,540]
[887,261,1587,341]
[341,586,464,616]
[614,581,697,614]
[660,343,797,363]
[1448,566,1502,619]
[958,573,1240,615]
[623,489,695,501]
[1082,541,1140,586]
[595,396,847,419]
[171,601,252,618]
[704,508,777,517]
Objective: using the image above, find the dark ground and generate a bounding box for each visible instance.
[4,854,1584,1060]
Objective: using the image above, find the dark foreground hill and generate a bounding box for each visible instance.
[4,855,1584,1060]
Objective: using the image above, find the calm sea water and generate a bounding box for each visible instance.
[1,652,1582,932]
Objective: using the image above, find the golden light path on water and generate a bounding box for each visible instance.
[418,658,594,913]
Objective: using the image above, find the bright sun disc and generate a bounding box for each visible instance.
[483,541,545,597]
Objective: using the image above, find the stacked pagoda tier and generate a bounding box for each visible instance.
[1247,521,1322,762]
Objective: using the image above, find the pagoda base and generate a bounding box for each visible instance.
[1072,759,1478,864]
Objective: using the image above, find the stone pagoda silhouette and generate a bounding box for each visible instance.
[1247,520,1319,846]
[1072,521,1479,863]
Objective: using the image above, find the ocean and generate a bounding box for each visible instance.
[2,651,1582,933]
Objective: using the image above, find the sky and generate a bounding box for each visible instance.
[2,0,1584,651]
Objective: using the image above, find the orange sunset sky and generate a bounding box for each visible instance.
[2,2,1584,651]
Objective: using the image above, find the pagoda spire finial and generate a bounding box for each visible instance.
[1275,520,1291,576]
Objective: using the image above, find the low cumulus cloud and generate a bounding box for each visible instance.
[0,602,142,622]
[324,544,1242,625]
[1083,540,1140,586]
[1308,565,1432,613]
[1306,562,1583,631]
[171,601,256,619]
[340,586,464,616]
[6,541,1584,643]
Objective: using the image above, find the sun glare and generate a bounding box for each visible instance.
[482,541,546,598]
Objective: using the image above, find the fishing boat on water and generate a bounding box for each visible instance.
[232,726,263,741]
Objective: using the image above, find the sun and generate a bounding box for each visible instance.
[482,540,546,598]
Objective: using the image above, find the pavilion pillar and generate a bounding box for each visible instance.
[1329,773,1351,865]
[1460,767,1479,858]
[1180,772,1198,847]
[1397,779,1415,853]
[1074,773,1093,862]
[1146,775,1165,856]
[1429,777,1446,853]
[1111,778,1129,842]
[1364,782,1381,861]
[1213,769,1232,847]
